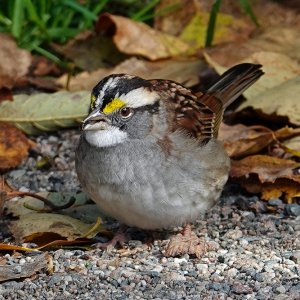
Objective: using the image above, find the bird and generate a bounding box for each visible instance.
[75,63,263,257]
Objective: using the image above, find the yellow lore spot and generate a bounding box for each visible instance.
[103,98,125,114]
[90,94,96,109]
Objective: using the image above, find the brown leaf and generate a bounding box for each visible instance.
[57,57,204,91]
[53,30,127,71]
[155,0,254,48]
[95,13,189,60]
[205,50,300,126]
[230,155,300,184]
[154,0,196,36]
[205,51,300,101]
[0,122,34,170]
[236,177,300,204]
[0,243,39,252]
[219,123,274,158]
[238,73,300,126]
[9,212,102,245]
[219,124,300,158]
[0,33,32,89]
[0,252,50,282]
[275,127,300,141]
[261,182,300,203]
[205,0,300,66]
[0,176,14,215]
[0,88,13,102]
[31,55,62,77]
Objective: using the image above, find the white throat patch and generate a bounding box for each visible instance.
[84,125,127,147]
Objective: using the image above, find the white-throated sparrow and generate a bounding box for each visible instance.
[75,63,263,257]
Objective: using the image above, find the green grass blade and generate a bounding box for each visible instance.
[0,12,12,26]
[33,45,62,65]
[238,0,259,27]
[62,0,97,21]
[62,11,76,28]
[154,3,181,18]
[47,27,79,40]
[24,0,48,36]
[205,0,222,47]
[92,0,110,15]
[131,0,160,21]
[11,0,24,39]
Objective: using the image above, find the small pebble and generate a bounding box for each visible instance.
[268,199,283,206]
[291,250,300,263]
[231,282,253,294]
[276,286,286,294]
[285,204,300,216]
[225,229,243,240]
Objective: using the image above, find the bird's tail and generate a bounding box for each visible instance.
[199,63,264,137]
[207,63,264,108]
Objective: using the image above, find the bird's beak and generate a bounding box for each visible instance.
[81,109,109,131]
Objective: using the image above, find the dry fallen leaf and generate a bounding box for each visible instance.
[205,27,300,68]
[204,0,300,67]
[261,182,300,203]
[0,252,50,282]
[283,136,300,153]
[219,123,274,158]
[0,176,14,215]
[0,33,32,89]
[0,91,90,135]
[236,177,300,204]
[0,88,13,102]
[155,0,254,49]
[53,30,127,71]
[57,57,205,91]
[95,13,190,60]
[202,1,300,88]
[204,51,300,100]
[219,124,300,158]
[230,155,300,184]
[238,74,300,126]
[180,11,253,50]
[0,122,34,170]
[154,0,195,36]
[205,50,300,126]
[9,213,101,245]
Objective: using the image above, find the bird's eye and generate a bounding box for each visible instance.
[120,107,133,119]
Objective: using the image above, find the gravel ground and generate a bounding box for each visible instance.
[1,130,299,300]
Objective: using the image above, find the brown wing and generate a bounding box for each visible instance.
[150,79,218,143]
[150,63,263,143]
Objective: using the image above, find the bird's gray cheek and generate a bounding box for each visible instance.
[126,114,152,139]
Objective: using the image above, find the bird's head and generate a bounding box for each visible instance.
[82,74,162,147]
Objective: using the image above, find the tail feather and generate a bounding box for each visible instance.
[207,63,264,108]
[199,63,264,138]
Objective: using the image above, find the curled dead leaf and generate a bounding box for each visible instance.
[53,30,127,71]
[9,213,102,246]
[0,122,34,170]
[57,57,204,91]
[155,0,254,49]
[219,123,274,158]
[230,155,300,184]
[95,13,189,60]
[0,252,50,282]
[0,176,14,215]
[235,176,300,204]
[0,33,32,89]
[219,124,300,158]
[261,181,300,203]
